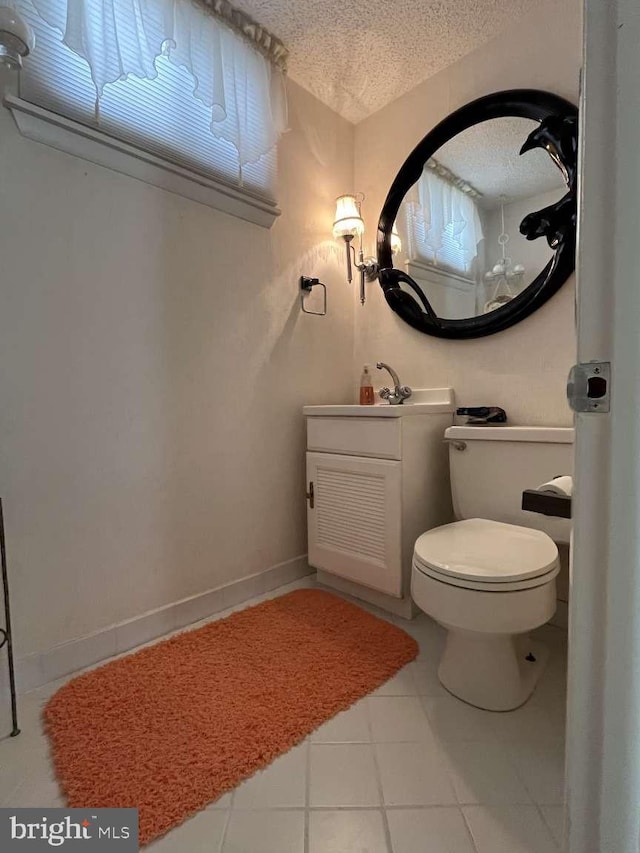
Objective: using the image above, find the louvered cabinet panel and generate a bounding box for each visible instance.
[306,452,402,597]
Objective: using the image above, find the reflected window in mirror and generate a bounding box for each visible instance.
[401,160,484,319]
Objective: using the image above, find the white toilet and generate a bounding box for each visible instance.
[411,425,574,712]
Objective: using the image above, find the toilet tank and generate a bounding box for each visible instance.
[446,425,574,544]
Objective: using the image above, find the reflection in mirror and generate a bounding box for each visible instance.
[395,117,566,320]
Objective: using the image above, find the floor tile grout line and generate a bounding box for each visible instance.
[459,804,482,853]
[232,803,551,812]
[216,804,233,853]
[304,736,311,853]
[447,737,538,808]
[462,803,563,853]
[382,804,472,812]
[500,738,544,806]
[500,729,566,809]
[228,804,485,812]
[366,698,394,853]
[534,801,564,851]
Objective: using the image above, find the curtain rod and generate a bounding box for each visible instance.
[426,157,483,200]
[197,0,289,71]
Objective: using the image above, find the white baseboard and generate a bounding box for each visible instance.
[316,570,417,620]
[5,555,311,696]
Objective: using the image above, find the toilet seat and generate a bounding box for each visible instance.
[413,518,559,592]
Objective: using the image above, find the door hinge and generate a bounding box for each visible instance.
[567,361,611,413]
[306,482,314,509]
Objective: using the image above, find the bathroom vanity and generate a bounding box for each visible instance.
[303,389,455,618]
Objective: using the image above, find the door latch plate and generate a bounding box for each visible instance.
[567,362,610,413]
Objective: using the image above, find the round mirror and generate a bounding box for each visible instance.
[377,90,578,339]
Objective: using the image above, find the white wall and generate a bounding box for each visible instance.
[0,78,355,657]
[354,0,582,426]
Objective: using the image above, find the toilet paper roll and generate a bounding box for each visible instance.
[537,475,573,497]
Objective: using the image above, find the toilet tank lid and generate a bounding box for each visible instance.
[445,425,575,443]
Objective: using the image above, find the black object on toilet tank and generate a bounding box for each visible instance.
[456,407,507,424]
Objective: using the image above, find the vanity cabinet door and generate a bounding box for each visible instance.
[306,452,402,597]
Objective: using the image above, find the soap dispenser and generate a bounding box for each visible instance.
[359,365,375,405]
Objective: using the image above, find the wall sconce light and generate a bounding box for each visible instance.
[0,6,35,69]
[333,194,401,305]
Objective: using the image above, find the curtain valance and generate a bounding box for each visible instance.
[27,0,288,169]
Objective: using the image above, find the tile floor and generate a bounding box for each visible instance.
[0,574,568,852]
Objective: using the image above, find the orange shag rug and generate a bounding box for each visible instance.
[44,589,417,845]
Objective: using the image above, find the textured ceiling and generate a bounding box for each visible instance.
[233,0,536,123]
[434,118,566,209]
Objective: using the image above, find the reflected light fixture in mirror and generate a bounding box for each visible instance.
[483,196,526,313]
[390,223,402,255]
[332,194,401,305]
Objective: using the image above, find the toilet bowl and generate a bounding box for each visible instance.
[411,425,573,711]
[412,518,559,710]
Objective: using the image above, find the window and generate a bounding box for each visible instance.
[11,0,288,216]
[404,163,483,278]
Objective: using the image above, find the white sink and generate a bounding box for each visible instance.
[303,388,455,417]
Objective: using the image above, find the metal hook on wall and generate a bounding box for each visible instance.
[300,276,327,316]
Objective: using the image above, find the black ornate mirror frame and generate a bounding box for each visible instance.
[377,89,578,339]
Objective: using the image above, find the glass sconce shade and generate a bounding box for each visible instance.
[332,194,364,239]
[0,6,35,68]
[390,223,402,255]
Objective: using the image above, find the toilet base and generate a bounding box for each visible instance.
[438,631,549,711]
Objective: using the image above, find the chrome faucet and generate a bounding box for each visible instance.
[376,362,412,405]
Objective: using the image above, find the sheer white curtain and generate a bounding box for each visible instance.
[15,0,288,197]
[405,164,483,277]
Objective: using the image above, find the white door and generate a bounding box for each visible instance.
[567,2,640,851]
[306,451,402,597]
